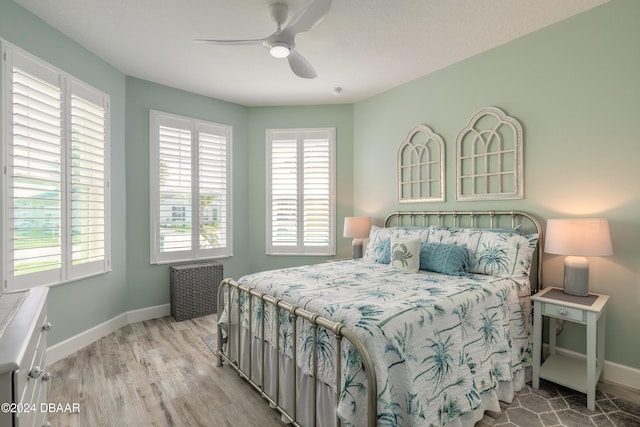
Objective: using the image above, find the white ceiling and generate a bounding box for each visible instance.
[14,0,609,107]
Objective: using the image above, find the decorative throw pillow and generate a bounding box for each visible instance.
[390,238,420,273]
[364,225,393,263]
[419,243,469,275]
[470,232,539,278]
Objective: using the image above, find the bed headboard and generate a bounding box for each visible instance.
[384,210,543,293]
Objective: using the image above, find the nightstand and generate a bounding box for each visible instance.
[532,287,609,410]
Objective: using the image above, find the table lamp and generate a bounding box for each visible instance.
[343,216,371,259]
[544,218,613,296]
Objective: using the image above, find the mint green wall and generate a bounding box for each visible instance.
[0,2,128,345]
[353,0,640,369]
[124,77,250,310]
[247,105,355,272]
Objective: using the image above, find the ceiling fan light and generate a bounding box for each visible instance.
[269,42,290,58]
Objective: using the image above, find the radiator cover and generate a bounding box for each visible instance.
[169,261,222,321]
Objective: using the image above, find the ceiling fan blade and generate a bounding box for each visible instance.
[287,50,317,79]
[193,38,266,46]
[283,0,332,36]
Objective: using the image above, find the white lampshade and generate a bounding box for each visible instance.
[545,218,613,256]
[545,218,612,296]
[343,216,371,238]
[343,216,371,259]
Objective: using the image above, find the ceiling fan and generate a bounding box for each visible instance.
[195,0,332,79]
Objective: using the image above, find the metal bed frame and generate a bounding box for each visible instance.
[216,210,543,427]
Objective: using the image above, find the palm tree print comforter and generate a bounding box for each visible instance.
[220,259,532,427]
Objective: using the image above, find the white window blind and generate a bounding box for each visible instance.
[198,124,229,251]
[2,44,110,290]
[70,83,108,276]
[266,128,335,255]
[150,111,232,263]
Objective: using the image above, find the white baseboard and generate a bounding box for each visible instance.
[47,303,171,365]
[543,344,640,391]
[126,303,171,324]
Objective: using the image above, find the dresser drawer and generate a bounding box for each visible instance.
[18,320,47,408]
[542,302,585,322]
[15,308,48,402]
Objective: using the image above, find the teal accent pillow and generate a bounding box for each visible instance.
[375,238,391,264]
[419,243,470,275]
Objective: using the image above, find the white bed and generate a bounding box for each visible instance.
[217,210,543,427]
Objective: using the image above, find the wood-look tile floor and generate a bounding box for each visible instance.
[47,314,285,427]
[47,314,640,427]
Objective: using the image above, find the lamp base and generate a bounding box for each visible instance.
[352,239,363,259]
[563,256,589,296]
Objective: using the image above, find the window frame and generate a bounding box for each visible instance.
[1,41,111,291]
[149,110,233,264]
[266,127,336,256]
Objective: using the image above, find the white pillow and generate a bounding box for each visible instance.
[390,238,420,273]
[364,225,393,263]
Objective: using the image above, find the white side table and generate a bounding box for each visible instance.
[531,287,609,410]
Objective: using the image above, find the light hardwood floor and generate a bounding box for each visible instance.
[47,314,285,427]
[47,314,640,427]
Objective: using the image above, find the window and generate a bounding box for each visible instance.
[150,110,232,263]
[266,128,335,255]
[2,43,110,290]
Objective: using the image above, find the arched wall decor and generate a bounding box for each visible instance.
[456,106,524,201]
[398,124,445,203]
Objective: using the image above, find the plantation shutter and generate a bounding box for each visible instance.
[156,117,193,257]
[4,45,111,290]
[303,131,331,247]
[9,52,64,288]
[69,81,109,278]
[197,123,230,254]
[266,128,335,255]
[150,111,232,263]
[269,131,299,248]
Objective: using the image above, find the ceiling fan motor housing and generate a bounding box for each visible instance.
[270,3,288,29]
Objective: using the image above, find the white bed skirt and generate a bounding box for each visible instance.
[224,325,527,427]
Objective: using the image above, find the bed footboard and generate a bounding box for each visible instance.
[216,278,377,427]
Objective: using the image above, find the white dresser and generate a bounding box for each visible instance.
[0,287,50,427]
